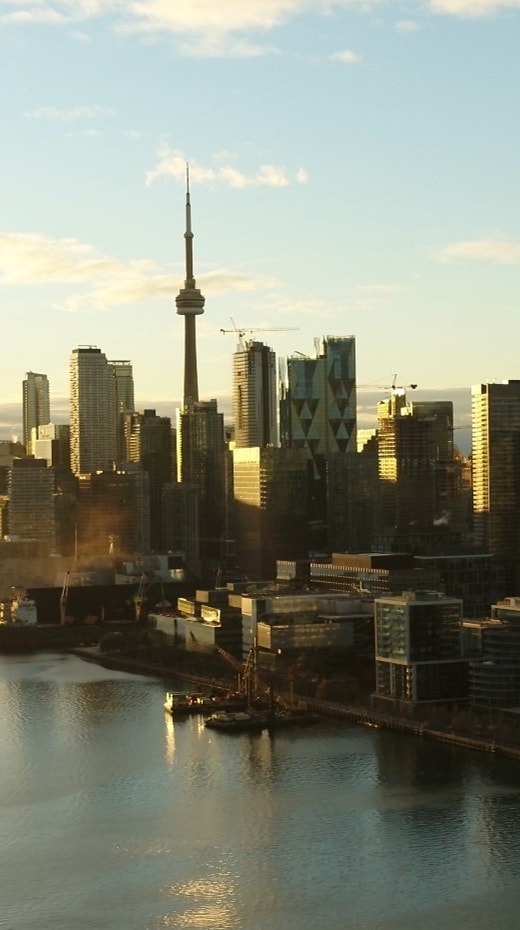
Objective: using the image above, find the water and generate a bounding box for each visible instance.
[2,653,520,930]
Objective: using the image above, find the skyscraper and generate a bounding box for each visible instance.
[472,381,520,583]
[232,340,277,448]
[280,336,357,462]
[125,409,173,551]
[232,446,309,580]
[376,392,456,551]
[70,346,117,476]
[176,400,226,561]
[109,359,135,465]
[279,336,357,542]
[175,168,205,408]
[22,372,50,452]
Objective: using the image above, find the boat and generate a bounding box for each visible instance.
[163,690,248,717]
[164,691,206,715]
[205,710,268,733]
[266,709,318,729]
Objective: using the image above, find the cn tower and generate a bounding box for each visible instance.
[175,165,205,408]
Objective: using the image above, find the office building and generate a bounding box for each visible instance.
[70,346,117,476]
[471,381,520,587]
[278,552,444,597]
[232,340,277,448]
[31,423,70,469]
[376,392,457,552]
[176,400,226,562]
[125,409,173,550]
[162,482,200,568]
[374,590,467,708]
[280,336,356,537]
[76,467,149,558]
[8,458,55,550]
[232,446,309,579]
[280,335,357,461]
[23,372,50,453]
[326,444,379,553]
[466,596,520,707]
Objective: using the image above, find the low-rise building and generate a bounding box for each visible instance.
[374,589,467,711]
[465,596,520,707]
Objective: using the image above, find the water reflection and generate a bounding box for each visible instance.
[3,654,520,930]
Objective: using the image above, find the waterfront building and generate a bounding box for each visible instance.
[232,446,309,580]
[465,596,520,708]
[176,400,226,562]
[23,372,50,453]
[125,409,173,551]
[70,347,117,476]
[232,340,277,448]
[374,590,467,708]
[7,458,55,551]
[471,380,520,589]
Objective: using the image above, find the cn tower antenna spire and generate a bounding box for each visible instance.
[176,162,205,408]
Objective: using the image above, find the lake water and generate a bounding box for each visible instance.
[1,652,520,930]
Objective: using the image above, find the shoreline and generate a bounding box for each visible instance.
[69,647,520,762]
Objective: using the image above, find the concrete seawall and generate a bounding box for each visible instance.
[69,648,520,762]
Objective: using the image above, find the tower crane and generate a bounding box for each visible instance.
[358,374,418,396]
[220,317,298,349]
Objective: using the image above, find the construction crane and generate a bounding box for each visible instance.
[59,571,70,626]
[358,374,418,395]
[220,317,298,349]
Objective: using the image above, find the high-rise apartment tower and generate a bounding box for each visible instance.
[70,346,117,476]
[233,340,277,448]
[109,359,135,465]
[23,372,50,452]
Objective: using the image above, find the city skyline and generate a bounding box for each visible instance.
[2,1,519,452]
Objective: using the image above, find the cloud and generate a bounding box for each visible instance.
[2,0,519,50]
[428,0,520,16]
[146,146,309,188]
[395,18,421,31]
[436,237,520,264]
[0,231,279,311]
[25,105,115,121]
[329,49,361,64]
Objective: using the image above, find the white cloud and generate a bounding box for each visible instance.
[395,18,421,31]
[25,105,115,121]
[436,238,520,264]
[429,0,520,15]
[330,49,361,64]
[146,146,309,189]
[2,0,519,48]
[65,128,102,138]
[0,232,280,311]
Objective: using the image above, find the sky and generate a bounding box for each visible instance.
[2,0,520,451]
